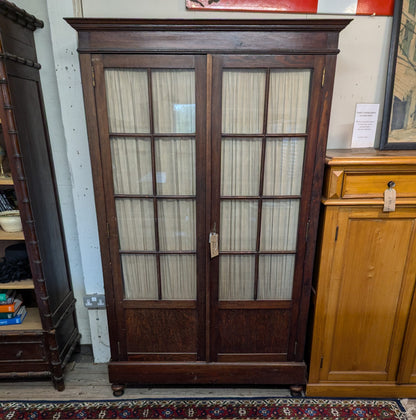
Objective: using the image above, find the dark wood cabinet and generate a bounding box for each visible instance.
[68,18,349,395]
[0,1,79,390]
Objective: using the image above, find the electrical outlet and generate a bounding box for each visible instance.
[83,294,106,309]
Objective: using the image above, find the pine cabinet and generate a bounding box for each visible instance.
[307,149,416,398]
[0,2,79,390]
[68,18,349,395]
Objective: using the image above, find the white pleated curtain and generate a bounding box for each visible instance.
[219,69,310,300]
[104,67,310,302]
[105,69,196,300]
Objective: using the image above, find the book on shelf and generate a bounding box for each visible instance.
[0,288,16,303]
[0,302,22,319]
[0,305,27,326]
[0,295,22,313]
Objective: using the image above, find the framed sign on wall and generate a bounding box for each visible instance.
[380,0,416,150]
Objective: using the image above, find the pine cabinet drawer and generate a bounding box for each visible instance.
[325,168,416,201]
[342,171,416,198]
[324,151,416,203]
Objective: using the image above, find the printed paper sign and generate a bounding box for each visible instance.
[351,103,380,148]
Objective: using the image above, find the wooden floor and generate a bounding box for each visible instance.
[0,360,291,401]
[0,351,415,420]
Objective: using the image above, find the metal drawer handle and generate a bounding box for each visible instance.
[387,180,396,189]
[15,350,23,359]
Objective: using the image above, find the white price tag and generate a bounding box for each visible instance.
[383,188,396,212]
[209,232,219,258]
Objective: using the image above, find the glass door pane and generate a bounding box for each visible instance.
[105,67,197,300]
[105,69,150,133]
[218,67,310,301]
[222,70,266,134]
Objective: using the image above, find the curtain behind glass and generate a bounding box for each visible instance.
[267,70,310,133]
[105,69,150,133]
[111,137,153,195]
[106,68,197,300]
[222,70,266,134]
[219,69,309,301]
[152,70,195,134]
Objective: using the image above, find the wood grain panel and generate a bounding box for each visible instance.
[67,19,351,55]
[322,211,415,382]
[217,309,290,356]
[125,309,197,355]
[307,383,416,398]
[128,353,198,361]
[0,340,45,361]
[109,361,307,385]
[342,172,416,198]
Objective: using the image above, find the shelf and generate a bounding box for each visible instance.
[0,278,34,289]
[0,177,13,186]
[0,229,24,240]
[0,307,42,331]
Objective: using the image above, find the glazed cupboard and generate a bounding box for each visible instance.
[68,18,350,395]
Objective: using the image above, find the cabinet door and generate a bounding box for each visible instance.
[397,280,416,384]
[318,207,416,382]
[92,55,208,362]
[209,55,325,363]
[91,52,326,366]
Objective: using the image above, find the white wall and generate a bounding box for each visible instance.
[13,0,109,361]
[12,0,92,346]
[81,0,393,148]
[13,0,393,362]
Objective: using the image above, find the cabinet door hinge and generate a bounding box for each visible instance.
[294,341,298,356]
[320,356,324,369]
[305,219,311,243]
[321,67,326,88]
[91,66,96,88]
[106,222,110,238]
[335,226,339,241]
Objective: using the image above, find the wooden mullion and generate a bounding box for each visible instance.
[147,68,162,301]
[209,55,223,363]
[204,54,213,363]
[193,55,209,362]
[110,132,195,138]
[218,300,293,310]
[101,53,196,69]
[220,250,296,255]
[123,300,197,309]
[221,133,307,139]
[119,250,196,255]
[254,69,271,301]
[115,194,196,200]
[220,195,302,200]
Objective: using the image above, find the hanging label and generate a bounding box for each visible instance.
[383,188,396,212]
[209,232,219,258]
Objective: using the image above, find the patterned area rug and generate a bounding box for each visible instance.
[0,398,407,419]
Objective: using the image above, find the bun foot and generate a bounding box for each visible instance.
[111,384,125,397]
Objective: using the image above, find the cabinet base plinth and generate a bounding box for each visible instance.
[109,361,307,386]
[307,383,416,398]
